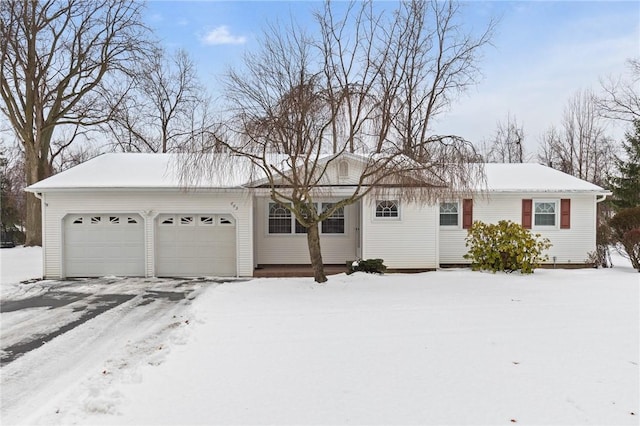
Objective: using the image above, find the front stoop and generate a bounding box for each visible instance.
[253,264,348,278]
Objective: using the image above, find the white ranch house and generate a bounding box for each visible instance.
[26,153,610,279]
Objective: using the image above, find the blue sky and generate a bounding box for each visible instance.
[144,1,639,156]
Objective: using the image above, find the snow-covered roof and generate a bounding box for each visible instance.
[26,153,258,191]
[482,163,607,193]
[26,153,608,194]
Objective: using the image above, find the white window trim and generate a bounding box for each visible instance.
[533,199,559,229]
[218,215,235,226]
[179,215,195,226]
[266,201,347,235]
[159,215,175,226]
[199,215,215,226]
[439,201,460,228]
[374,200,401,221]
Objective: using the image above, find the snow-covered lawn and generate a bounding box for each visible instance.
[1,247,638,425]
[0,246,42,291]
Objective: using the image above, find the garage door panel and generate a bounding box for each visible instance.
[64,214,145,278]
[155,214,236,277]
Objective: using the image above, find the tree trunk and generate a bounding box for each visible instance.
[24,146,51,246]
[306,222,327,283]
[24,192,42,247]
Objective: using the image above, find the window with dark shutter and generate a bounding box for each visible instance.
[522,199,532,229]
[560,199,571,229]
[463,199,473,229]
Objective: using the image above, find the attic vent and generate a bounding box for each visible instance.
[338,160,349,177]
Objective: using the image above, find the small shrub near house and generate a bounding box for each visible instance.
[346,258,387,275]
[609,206,640,272]
[464,220,552,274]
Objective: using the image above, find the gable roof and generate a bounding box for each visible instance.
[26,153,608,194]
[482,163,608,193]
[26,153,257,191]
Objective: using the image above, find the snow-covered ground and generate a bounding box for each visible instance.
[1,247,638,425]
[0,246,42,291]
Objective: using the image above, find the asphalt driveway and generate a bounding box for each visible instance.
[0,276,236,365]
[0,276,241,423]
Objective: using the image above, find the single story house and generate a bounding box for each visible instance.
[26,153,610,279]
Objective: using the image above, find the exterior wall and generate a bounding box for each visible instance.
[254,196,359,264]
[438,193,598,265]
[360,195,438,269]
[40,190,253,278]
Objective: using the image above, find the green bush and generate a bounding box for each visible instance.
[609,206,640,271]
[463,220,552,274]
[346,258,387,275]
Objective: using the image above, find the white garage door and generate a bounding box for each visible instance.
[155,214,237,277]
[64,214,145,277]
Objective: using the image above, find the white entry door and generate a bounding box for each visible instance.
[64,214,145,277]
[155,214,237,277]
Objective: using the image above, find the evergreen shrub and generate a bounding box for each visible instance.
[609,206,640,271]
[346,258,387,275]
[463,220,552,274]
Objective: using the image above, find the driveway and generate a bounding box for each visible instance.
[0,276,234,424]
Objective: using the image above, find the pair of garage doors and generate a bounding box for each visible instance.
[63,213,236,278]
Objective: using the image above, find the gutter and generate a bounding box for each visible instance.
[23,186,246,193]
[596,191,612,203]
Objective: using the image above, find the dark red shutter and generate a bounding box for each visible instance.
[462,199,473,229]
[522,199,532,229]
[560,199,571,229]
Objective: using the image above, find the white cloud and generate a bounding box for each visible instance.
[148,13,163,23]
[201,26,247,46]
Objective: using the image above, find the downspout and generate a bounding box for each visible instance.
[33,192,46,279]
[593,192,611,268]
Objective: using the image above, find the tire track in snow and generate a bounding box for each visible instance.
[0,280,212,425]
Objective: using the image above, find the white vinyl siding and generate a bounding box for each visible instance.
[39,190,253,279]
[361,195,438,269]
[254,197,357,264]
[438,193,598,265]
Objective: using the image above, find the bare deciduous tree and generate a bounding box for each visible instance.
[597,58,640,123]
[0,144,27,243]
[105,48,211,153]
[0,0,151,245]
[482,114,526,163]
[538,89,616,186]
[182,0,492,283]
[373,1,495,160]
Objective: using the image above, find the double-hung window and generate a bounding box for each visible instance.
[268,202,292,234]
[534,201,556,227]
[321,203,345,234]
[439,202,459,226]
[268,201,345,235]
